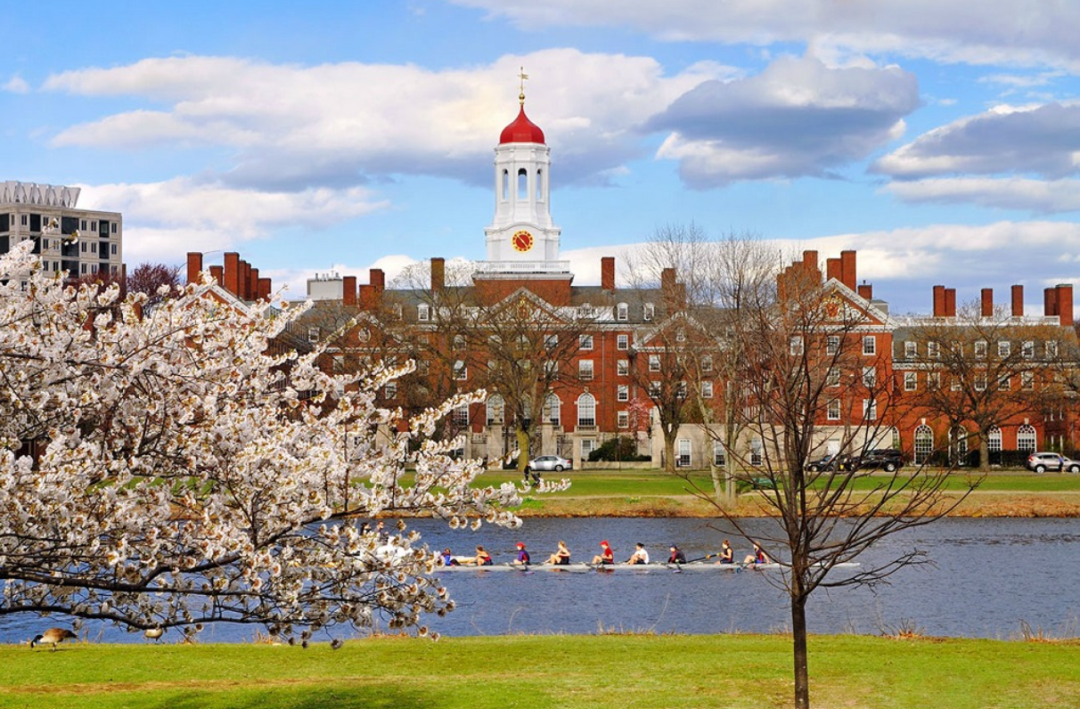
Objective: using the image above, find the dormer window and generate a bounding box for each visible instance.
[616,303,628,321]
[644,303,654,321]
[418,304,430,322]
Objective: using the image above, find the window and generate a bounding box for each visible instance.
[80,241,87,253]
[904,341,917,358]
[701,381,713,398]
[1017,424,1037,452]
[453,334,466,351]
[80,219,87,230]
[998,341,1011,358]
[649,381,662,397]
[750,438,763,466]
[677,439,691,468]
[617,384,629,402]
[453,404,469,427]
[643,303,654,321]
[862,366,876,388]
[617,334,629,350]
[307,327,320,343]
[545,334,558,349]
[1021,371,1035,390]
[988,426,1002,453]
[790,336,804,356]
[701,355,713,373]
[862,336,876,356]
[827,399,841,420]
[904,372,917,391]
[676,381,688,399]
[648,355,661,372]
[914,425,933,464]
[90,221,97,231]
[544,360,558,376]
[111,244,117,256]
[544,394,561,426]
[581,438,597,458]
[974,372,987,391]
[418,304,430,322]
[713,442,726,467]
[1046,340,1059,358]
[578,360,594,381]
[487,395,504,425]
[577,393,596,428]
[827,336,840,355]
[827,368,840,388]
[951,374,962,391]
[384,382,397,399]
[617,303,628,321]
[1022,340,1034,359]
[580,334,594,350]
[676,330,687,343]
[928,371,941,390]
[454,360,467,380]
[111,223,117,234]
[998,375,1011,391]
[863,398,877,421]
[975,340,987,358]
[617,359,629,376]
[617,411,629,429]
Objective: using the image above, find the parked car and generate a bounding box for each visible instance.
[526,455,572,473]
[805,454,857,472]
[856,449,905,473]
[1025,451,1080,473]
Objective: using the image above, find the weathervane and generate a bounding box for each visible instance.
[518,66,529,105]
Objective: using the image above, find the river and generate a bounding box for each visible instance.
[3,517,1078,643]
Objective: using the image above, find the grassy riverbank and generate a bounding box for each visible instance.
[485,469,1080,517]
[4,634,1079,708]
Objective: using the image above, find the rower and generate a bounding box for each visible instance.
[716,539,735,564]
[440,548,460,566]
[668,544,687,564]
[463,545,493,566]
[513,542,531,566]
[744,543,770,565]
[627,543,649,565]
[591,540,614,565]
[546,540,571,565]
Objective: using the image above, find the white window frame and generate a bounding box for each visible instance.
[578,359,594,381]
[643,303,654,321]
[790,336,804,356]
[454,360,467,380]
[617,334,629,350]
[617,411,629,429]
[904,372,917,391]
[617,303,629,321]
[701,381,714,398]
[617,384,629,402]
[579,334,594,351]
[862,336,876,356]
[617,359,629,376]
[998,341,1011,358]
[863,398,877,421]
[974,340,987,359]
[904,341,917,358]
[577,394,596,428]
[648,355,661,373]
[827,399,841,420]
[827,336,840,355]
[418,304,430,322]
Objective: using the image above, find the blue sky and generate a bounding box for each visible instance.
[3,0,1080,314]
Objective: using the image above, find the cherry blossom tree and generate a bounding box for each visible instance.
[0,241,534,642]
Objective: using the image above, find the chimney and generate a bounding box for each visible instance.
[370,268,385,294]
[933,285,945,317]
[981,288,993,318]
[257,278,272,301]
[240,261,252,300]
[359,284,376,309]
[601,256,616,291]
[1057,284,1074,327]
[209,265,224,288]
[1044,287,1058,317]
[840,250,857,291]
[802,250,819,281]
[857,283,873,300]
[1012,285,1024,317]
[944,288,956,317]
[249,268,260,300]
[431,257,445,293]
[223,252,240,296]
[186,252,203,285]
[826,257,842,282]
[343,276,357,306]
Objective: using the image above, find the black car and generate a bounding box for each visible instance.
[857,449,905,473]
[806,454,857,472]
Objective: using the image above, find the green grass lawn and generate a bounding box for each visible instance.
[3,634,1078,709]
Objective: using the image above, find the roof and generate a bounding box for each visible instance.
[499,105,545,145]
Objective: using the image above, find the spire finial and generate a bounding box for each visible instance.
[518,66,529,106]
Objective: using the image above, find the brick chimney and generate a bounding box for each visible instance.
[933,285,946,317]
[343,276,357,306]
[601,256,616,291]
[1044,287,1058,317]
[1012,285,1024,317]
[240,261,252,300]
[209,265,224,288]
[802,250,819,281]
[857,283,873,300]
[826,257,842,282]
[257,278,271,301]
[186,253,203,285]
[370,268,385,295]
[249,267,260,300]
[840,250,857,291]
[223,253,240,297]
[981,288,993,318]
[431,257,445,293]
[944,288,956,317]
[1057,284,1074,327]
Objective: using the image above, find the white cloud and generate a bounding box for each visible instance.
[873,102,1080,179]
[3,76,29,94]
[43,51,728,190]
[452,1,1080,72]
[649,55,918,186]
[884,177,1080,213]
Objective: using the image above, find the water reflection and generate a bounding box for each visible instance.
[3,517,1078,643]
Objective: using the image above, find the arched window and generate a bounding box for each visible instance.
[536,168,543,201]
[502,169,509,201]
[914,425,934,464]
[988,426,1002,452]
[577,393,596,428]
[518,168,528,199]
[1017,424,1037,452]
[486,395,504,425]
[544,394,561,426]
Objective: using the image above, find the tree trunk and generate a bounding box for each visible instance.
[663,430,676,473]
[979,430,990,473]
[792,593,810,709]
[516,428,531,472]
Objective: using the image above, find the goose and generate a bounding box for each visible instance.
[30,628,77,651]
[144,628,166,642]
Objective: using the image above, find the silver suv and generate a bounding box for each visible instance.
[1026,451,1080,473]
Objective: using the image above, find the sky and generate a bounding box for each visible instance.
[3,0,1080,315]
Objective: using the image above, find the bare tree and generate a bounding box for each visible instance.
[680,258,972,709]
[126,262,183,307]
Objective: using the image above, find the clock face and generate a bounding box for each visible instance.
[512,230,534,253]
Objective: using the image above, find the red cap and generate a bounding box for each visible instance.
[516,542,525,548]
[600,540,609,546]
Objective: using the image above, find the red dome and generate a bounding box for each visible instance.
[499,105,545,145]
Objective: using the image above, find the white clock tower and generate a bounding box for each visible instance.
[479,72,565,274]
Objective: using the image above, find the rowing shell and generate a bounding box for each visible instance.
[435,561,860,573]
